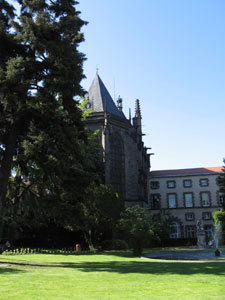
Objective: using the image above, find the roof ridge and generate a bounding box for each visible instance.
[149,166,224,176]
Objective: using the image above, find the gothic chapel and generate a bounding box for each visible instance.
[85,73,150,206]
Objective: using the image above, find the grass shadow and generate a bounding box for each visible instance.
[0,266,25,275]
[43,260,225,276]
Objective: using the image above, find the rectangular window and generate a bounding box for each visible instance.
[201,192,210,207]
[186,226,196,238]
[168,193,177,208]
[183,180,192,188]
[150,181,159,189]
[184,193,194,207]
[151,194,160,209]
[167,180,176,189]
[202,212,212,220]
[170,223,181,239]
[218,193,225,206]
[200,178,209,187]
[185,212,194,221]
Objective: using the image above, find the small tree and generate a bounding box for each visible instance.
[213,211,225,245]
[218,160,225,210]
[119,205,155,256]
[214,160,225,244]
[77,183,124,249]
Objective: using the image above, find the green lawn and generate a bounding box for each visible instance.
[0,250,225,300]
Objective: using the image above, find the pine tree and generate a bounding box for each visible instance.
[0,0,91,239]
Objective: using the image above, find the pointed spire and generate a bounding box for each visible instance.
[135,99,142,118]
[133,99,142,134]
[129,108,131,121]
[88,73,125,118]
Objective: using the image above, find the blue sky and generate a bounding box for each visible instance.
[9,0,225,170]
[77,0,225,170]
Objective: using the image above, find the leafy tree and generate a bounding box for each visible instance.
[214,160,225,243]
[0,0,90,239]
[213,211,225,245]
[78,183,124,249]
[119,205,155,256]
[218,160,225,210]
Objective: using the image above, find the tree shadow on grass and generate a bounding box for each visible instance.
[58,260,225,276]
[0,266,25,275]
[1,259,225,276]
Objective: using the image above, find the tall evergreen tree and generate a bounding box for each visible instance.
[0,0,90,239]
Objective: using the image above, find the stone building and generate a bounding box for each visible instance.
[148,167,224,241]
[85,73,150,205]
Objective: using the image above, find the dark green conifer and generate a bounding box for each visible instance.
[0,0,91,239]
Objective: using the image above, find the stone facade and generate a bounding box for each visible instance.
[148,167,224,240]
[85,73,150,205]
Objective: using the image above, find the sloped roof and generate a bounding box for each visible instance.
[88,73,125,118]
[150,166,224,178]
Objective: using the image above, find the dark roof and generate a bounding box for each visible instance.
[150,167,224,178]
[88,73,125,118]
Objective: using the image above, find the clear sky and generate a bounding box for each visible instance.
[77,0,225,171]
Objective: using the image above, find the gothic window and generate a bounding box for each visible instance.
[109,133,125,197]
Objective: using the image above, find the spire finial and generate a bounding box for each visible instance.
[117,95,123,111]
[129,108,131,121]
[135,99,142,118]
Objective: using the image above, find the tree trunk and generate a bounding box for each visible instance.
[84,229,94,250]
[0,125,17,240]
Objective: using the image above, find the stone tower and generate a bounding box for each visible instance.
[85,73,150,206]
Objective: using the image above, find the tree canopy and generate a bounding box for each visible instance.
[218,160,225,210]
[0,0,98,240]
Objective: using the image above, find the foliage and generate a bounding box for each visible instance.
[218,159,225,210]
[101,239,128,250]
[79,183,124,248]
[149,210,173,246]
[119,205,155,256]
[213,210,225,243]
[1,247,88,255]
[0,0,97,239]
[215,159,225,242]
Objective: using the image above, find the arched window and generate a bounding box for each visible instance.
[109,133,125,197]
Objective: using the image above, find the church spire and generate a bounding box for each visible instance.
[135,99,142,118]
[133,99,142,134]
[88,73,125,118]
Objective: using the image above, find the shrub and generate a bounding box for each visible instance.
[213,210,225,244]
[101,239,129,250]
